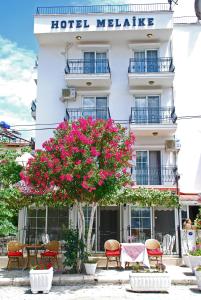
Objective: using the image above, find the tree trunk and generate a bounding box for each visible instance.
[77,202,85,243]
[86,202,97,253]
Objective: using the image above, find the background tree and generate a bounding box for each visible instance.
[0,148,24,236]
[22,118,135,252]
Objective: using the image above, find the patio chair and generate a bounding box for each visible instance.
[7,241,24,269]
[104,239,121,270]
[41,240,60,268]
[145,239,163,265]
[162,234,172,254]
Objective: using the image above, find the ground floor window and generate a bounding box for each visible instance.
[130,207,151,243]
[26,207,69,244]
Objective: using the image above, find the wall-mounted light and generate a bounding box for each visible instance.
[148,80,155,85]
[75,35,82,40]
[147,33,153,38]
[86,81,92,86]
[152,132,158,136]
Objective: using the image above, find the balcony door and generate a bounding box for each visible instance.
[83,96,107,119]
[134,50,158,72]
[84,52,107,73]
[134,96,160,124]
[136,151,161,185]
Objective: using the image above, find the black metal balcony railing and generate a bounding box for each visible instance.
[65,59,110,74]
[128,58,174,73]
[36,3,171,15]
[65,108,111,122]
[129,107,177,124]
[131,166,176,185]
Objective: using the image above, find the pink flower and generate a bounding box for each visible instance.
[86,158,93,164]
[90,147,100,157]
[75,160,81,165]
[65,174,73,182]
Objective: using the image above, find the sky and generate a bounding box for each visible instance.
[0,0,196,139]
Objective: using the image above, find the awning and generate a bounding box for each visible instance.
[179,193,201,205]
[132,186,178,193]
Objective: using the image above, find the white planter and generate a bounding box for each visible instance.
[129,272,171,292]
[84,263,97,275]
[182,255,191,267]
[195,270,201,290]
[189,256,201,273]
[29,267,53,294]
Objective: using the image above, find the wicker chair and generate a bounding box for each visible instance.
[7,241,24,269]
[145,239,163,265]
[41,240,60,268]
[104,239,121,269]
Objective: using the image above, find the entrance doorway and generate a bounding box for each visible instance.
[154,209,175,249]
[98,206,120,251]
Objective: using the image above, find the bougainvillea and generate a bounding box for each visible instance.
[21,118,135,252]
[22,118,135,200]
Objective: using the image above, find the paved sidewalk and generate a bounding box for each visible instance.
[0,265,197,286]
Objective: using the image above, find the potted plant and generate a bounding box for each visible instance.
[29,263,53,294]
[189,248,201,273]
[195,265,201,290]
[129,263,171,292]
[83,253,97,275]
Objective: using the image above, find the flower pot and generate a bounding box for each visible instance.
[195,270,201,290]
[29,267,53,294]
[189,255,201,273]
[129,272,171,292]
[84,263,97,275]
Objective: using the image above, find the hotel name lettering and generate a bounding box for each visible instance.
[51,17,154,29]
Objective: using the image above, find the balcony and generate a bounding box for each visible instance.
[65,107,111,122]
[128,57,175,88]
[36,3,172,15]
[131,166,176,186]
[31,100,36,120]
[129,106,177,136]
[65,59,111,88]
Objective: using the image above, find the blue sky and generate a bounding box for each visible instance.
[0,0,196,139]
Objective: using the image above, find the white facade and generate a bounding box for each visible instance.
[23,1,201,251]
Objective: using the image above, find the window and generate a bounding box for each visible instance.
[83,52,107,73]
[133,50,158,72]
[136,151,161,185]
[27,207,69,243]
[131,207,151,243]
[83,96,108,119]
[134,95,160,124]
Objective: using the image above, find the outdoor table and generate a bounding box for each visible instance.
[24,244,45,269]
[120,243,150,268]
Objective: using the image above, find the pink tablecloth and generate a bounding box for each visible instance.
[120,243,150,268]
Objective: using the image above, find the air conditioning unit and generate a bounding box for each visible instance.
[60,88,76,102]
[165,139,181,152]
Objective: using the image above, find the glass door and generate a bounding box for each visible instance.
[134,51,145,72]
[83,97,96,119]
[84,52,95,73]
[136,151,148,185]
[147,50,158,72]
[96,97,107,119]
[149,151,161,185]
[148,96,160,124]
[96,52,107,73]
[83,97,107,119]
[135,96,148,123]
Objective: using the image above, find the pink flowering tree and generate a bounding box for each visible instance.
[21,118,135,252]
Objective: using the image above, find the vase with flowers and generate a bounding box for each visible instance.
[29,262,53,294]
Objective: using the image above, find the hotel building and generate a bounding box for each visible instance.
[18,2,201,253]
